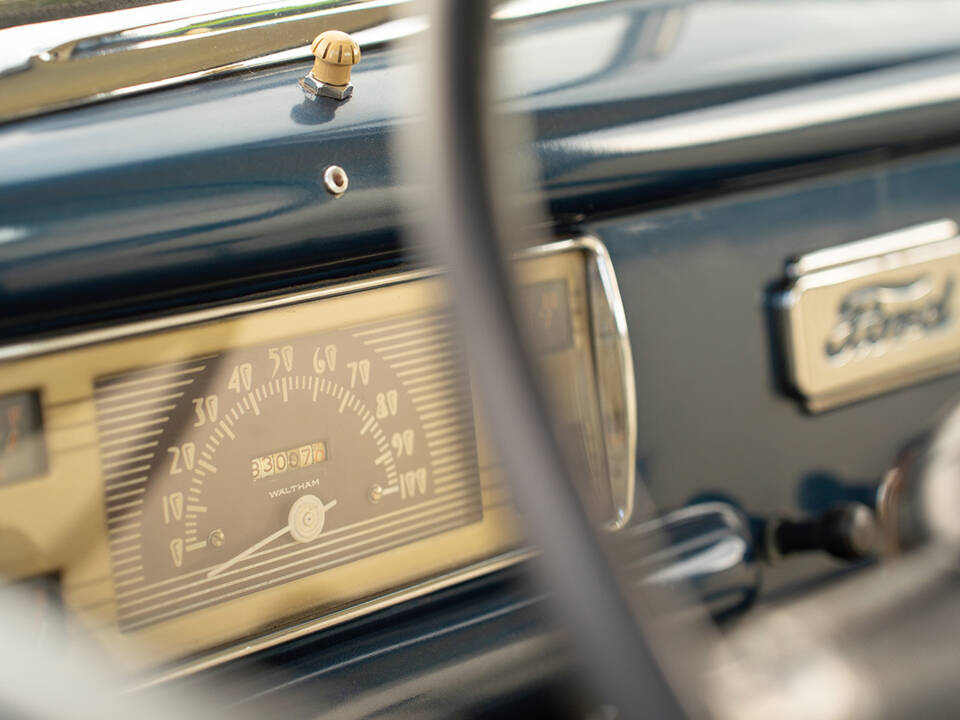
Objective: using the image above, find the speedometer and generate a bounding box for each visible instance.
[94,311,481,630]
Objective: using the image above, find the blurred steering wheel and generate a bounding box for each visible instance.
[409,3,691,718]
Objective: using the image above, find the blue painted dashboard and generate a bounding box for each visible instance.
[4,0,960,707]
[5,2,960,337]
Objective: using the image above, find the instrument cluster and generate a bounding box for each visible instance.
[0,238,634,676]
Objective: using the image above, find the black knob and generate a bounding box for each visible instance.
[769,503,878,561]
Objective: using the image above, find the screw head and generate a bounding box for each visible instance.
[208,528,226,548]
[323,165,349,197]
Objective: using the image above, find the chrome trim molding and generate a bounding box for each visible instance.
[0,0,613,125]
[776,220,960,412]
[0,236,637,678]
[525,236,637,530]
[140,548,537,686]
[0,0,407,125]
[0,266,433,362]
[785,220,959,279]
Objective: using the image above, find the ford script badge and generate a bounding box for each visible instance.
[776,219,960,411]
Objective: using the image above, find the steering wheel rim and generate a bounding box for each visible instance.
[406,3,692,718]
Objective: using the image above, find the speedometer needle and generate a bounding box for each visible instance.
[206,494,337,579]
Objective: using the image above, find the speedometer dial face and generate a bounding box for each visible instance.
[93,312,481,631]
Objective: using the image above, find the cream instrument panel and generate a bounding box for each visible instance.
[0,238,634,676]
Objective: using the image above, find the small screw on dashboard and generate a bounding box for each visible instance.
[323,165,349,197]
[209,528,226,548]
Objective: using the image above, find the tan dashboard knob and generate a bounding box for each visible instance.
[301,30,361,100]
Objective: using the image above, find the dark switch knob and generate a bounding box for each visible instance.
[769,502,878,561]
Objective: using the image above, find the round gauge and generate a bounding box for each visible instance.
[94,312,482,631]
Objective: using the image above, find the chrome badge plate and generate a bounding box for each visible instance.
[777,220,960,411]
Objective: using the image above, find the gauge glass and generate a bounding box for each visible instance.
[94,311,481,631]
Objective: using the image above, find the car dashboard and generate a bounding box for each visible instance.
[4,0,960,717]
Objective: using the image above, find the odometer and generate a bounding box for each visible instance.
[94,312,481,631]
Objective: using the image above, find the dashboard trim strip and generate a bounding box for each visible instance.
[0,0,616,125]
[0,268,434,362]
[138,547,536,686]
